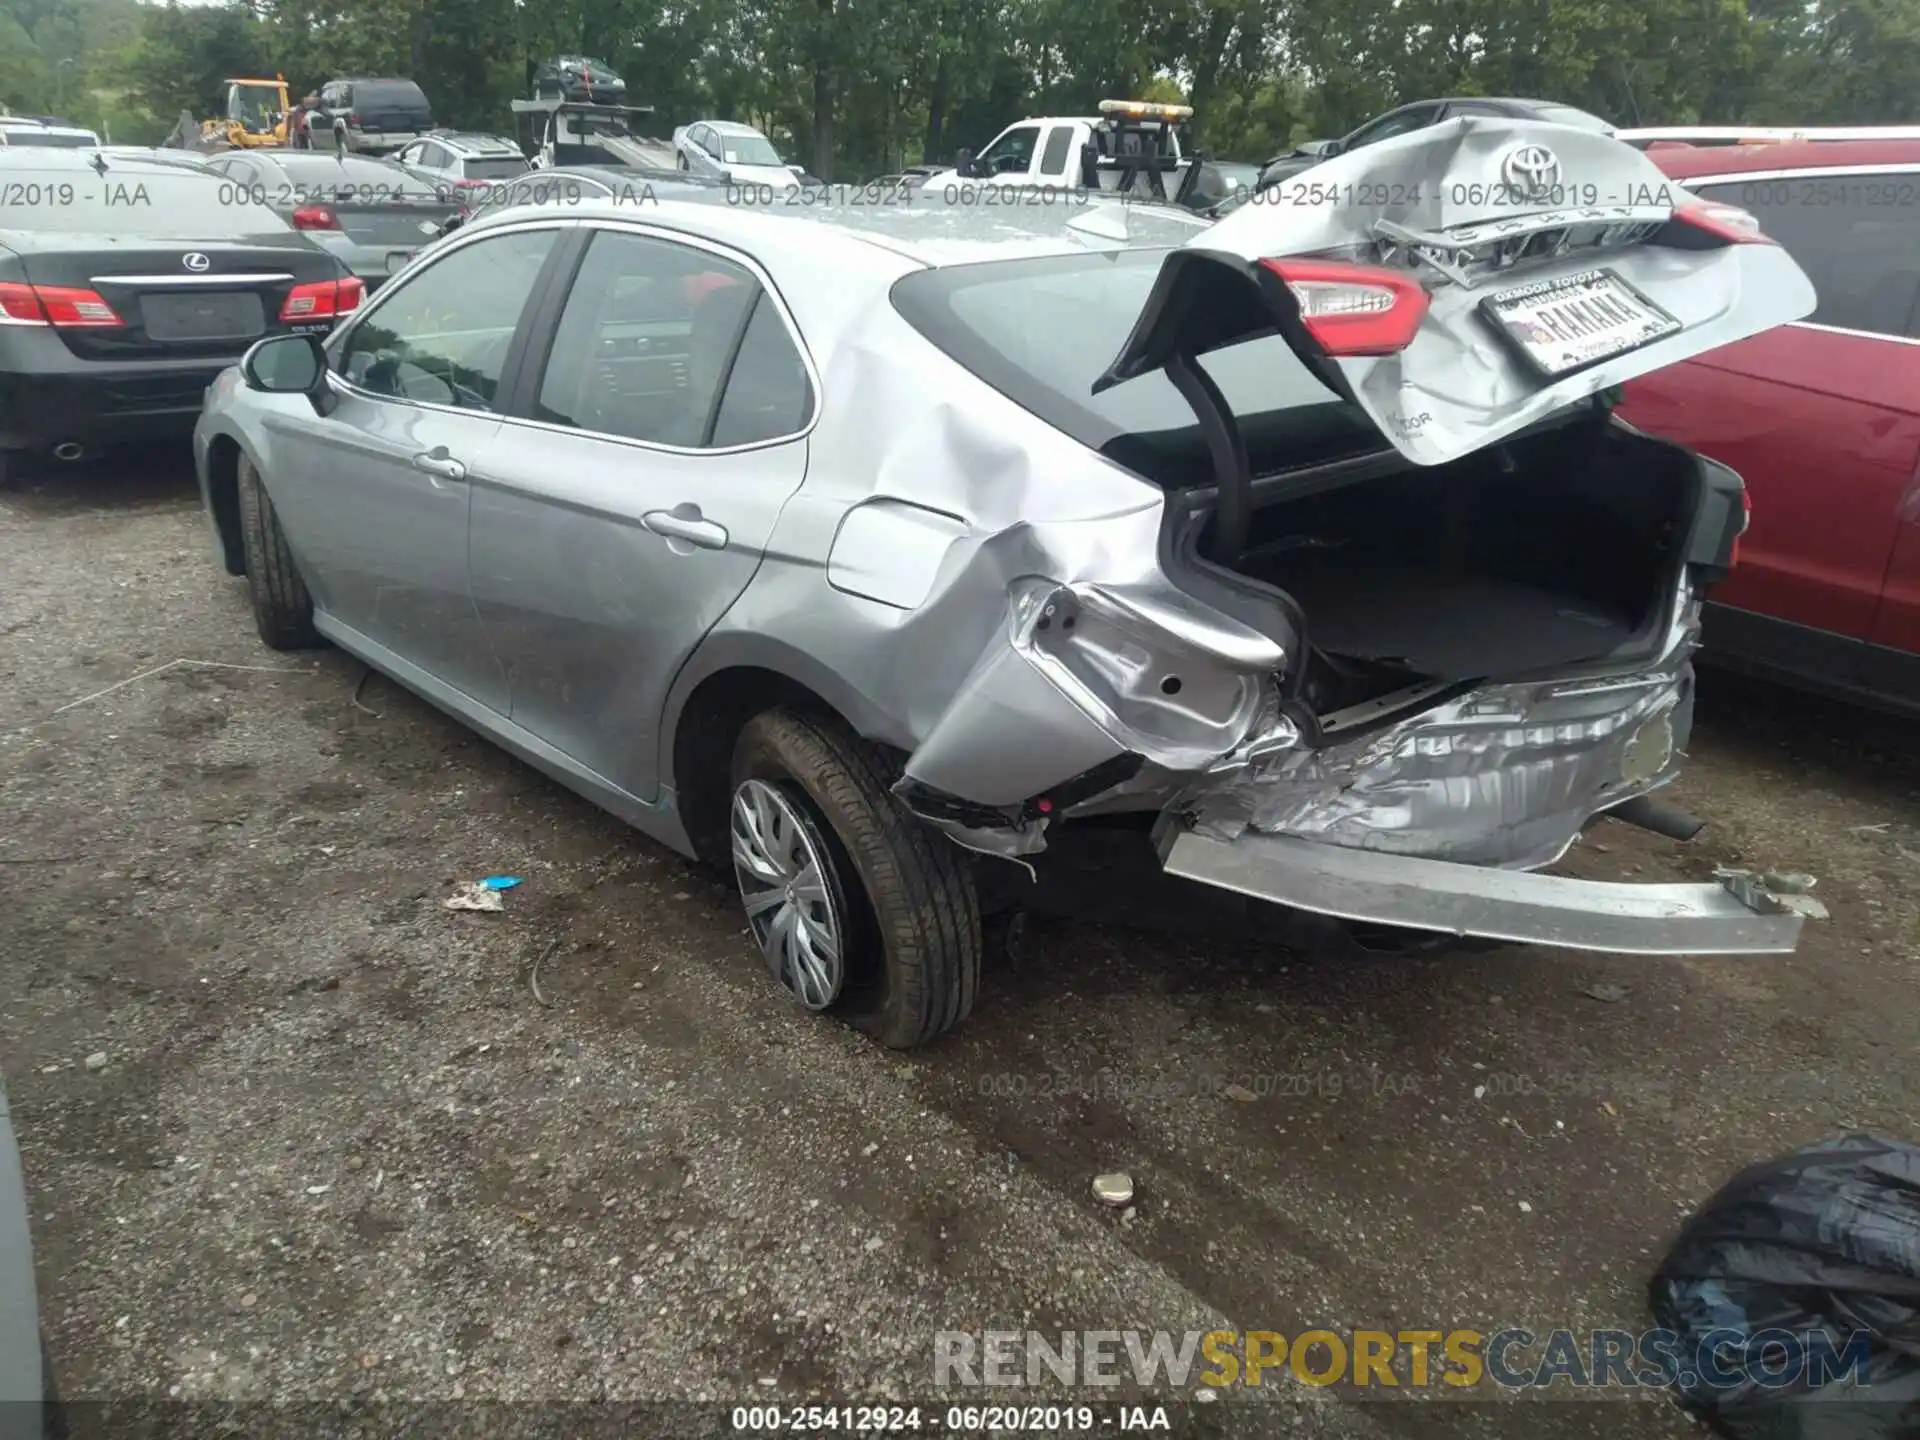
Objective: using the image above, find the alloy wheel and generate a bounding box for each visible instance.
[730,778,846,1010]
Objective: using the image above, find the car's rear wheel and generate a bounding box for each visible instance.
[236,454,321,650]
[729,710,980,1048]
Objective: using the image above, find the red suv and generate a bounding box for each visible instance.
[1617,140,1920,713]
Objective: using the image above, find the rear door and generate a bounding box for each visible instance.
[1107,117,1817,466]
[469,222,815,802]
[1620,165,1920,646]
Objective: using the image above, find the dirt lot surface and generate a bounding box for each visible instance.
[4,453,1917,1439]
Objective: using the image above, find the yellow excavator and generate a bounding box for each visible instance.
[167,76,291,151]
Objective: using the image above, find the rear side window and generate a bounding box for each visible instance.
[710,295,813,446]
[534,231,745,445]
[1696,174,1920,339]
[1038,125,1076,177]
[0,166,291,235]
[890,248,1379,487]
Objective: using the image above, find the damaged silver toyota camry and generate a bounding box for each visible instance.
[195,116,1823,1047]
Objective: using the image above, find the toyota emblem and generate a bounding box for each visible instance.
[181,252,211,273]
[1500,144,1561,202]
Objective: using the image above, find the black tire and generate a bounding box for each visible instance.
[236,454,321,650]
[731,710,980,1048]
[676,151,689,171]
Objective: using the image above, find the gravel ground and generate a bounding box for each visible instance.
[3,452,1917,1439]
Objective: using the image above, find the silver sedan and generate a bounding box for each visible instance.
[194,118,1823,1047]
[201,149,460,291]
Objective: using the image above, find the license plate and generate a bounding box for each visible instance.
[1480,268,1682,378]
[140,291,265,342]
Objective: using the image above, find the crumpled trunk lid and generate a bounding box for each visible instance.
[1100,116,1816,467]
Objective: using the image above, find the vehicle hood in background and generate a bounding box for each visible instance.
[1101,116,1816,466]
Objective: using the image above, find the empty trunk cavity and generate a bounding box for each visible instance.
[1221,421,1698,712]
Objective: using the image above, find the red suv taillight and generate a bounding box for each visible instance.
[0,280,124,327]
[1672,198,1776,245]
[1260,258,1431,357]
[279,276,364,322]
[291,205,341,231]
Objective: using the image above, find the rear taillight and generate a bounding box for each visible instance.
[0,280,123,327]
[280,276,364,322]
[1730,486,1752,569]
[291,205,341,231]
[1260,258,1430,357]
[1672,198,1774,244]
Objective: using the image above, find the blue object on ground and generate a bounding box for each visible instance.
[480,876,522,890]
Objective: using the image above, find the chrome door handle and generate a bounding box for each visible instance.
[411,449,466,480]
[643,508,729,550]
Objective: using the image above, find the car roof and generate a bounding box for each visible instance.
[706,121,765,136]
[467,189,1211,266]
[1645,138,1920,179]
[0,148,171,171]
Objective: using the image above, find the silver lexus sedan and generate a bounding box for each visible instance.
[194,117,1824,1048]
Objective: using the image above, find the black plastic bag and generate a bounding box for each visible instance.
[1649,1134,1920,1439]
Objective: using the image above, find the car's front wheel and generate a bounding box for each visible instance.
[676,151,689,171]
[236,454,321,650]
[729,710,980,1048]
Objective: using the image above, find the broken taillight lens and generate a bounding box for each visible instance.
[279,276,364,322]
[0,281,123,327]
[1259,258,1431,357]
[1672,198,1775,245]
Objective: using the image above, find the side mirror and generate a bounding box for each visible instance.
[241,332,328,401]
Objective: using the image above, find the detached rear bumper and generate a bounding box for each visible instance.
[1156,821,1812,955]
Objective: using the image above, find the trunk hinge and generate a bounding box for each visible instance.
[1165,349,1252,567]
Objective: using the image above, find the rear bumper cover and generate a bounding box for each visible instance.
[0,348,233,451]
[1156,820,1812,954]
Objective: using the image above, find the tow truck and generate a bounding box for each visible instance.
[917,100,1208,203]
[509,97,675,171]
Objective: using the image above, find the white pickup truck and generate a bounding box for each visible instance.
[917,100,1197,200]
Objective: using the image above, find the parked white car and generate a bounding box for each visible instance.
[672,120,803,190]
[390,131,530,196]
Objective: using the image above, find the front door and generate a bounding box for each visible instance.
[260,224,566,711]
[470,224,814,802]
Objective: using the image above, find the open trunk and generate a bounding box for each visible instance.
[1212,416,1703,710]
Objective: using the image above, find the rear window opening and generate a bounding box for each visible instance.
[890,247,1384,488]
[462,156,529,180]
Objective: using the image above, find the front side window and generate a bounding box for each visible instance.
[533,230,796,448]
[979,125,1041,174]
[337,228,558,410]
[1695,175,1920,339]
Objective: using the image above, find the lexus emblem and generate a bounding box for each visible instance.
[1500,144,1561,202]
[181,252,211,273]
